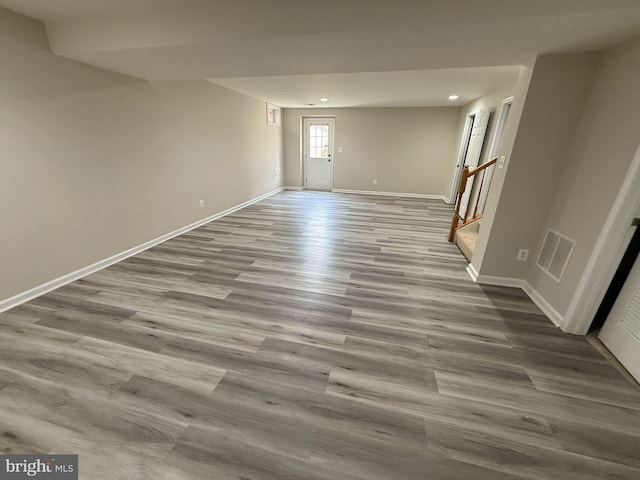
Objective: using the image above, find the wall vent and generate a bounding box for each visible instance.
[536,229,575,282]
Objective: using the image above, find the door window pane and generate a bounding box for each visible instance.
[309,125,329,158]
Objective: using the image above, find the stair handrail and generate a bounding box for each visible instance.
[467,157,497,177]
[448,156,498,243]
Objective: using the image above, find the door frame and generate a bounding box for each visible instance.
[563,141,640,334]
[302,116,336,191]
[590,222,640,332]
[449,114,475,204]
[598,237,640,381]
[477,96,514,212]
[487,96,514,159]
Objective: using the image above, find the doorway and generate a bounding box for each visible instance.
[598,209,640,383]
[562,142,640,336]
[450,115,474,204]
[451,107,489,213]
[477,97,513,212]
[304,118,335,191]
[591,221,640,333]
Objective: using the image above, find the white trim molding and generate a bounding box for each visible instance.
[466,263,524,288]
[464,141,640,335]
[466,263,480,282]
[284,186,303,191]
[332,189,449,203]
[0,186,286,314]
[465,263,562,327]
[523,281,564,328]
[562,142,640,334]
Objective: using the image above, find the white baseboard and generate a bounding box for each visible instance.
[466,263,480,282]
[466,265,525,288]
[0,186,285,314]
[466,265,564,328]
[284,186,303,191]
[332,188,448,202]
[522,281,564,327]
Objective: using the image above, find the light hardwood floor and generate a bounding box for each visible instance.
[1,191,639,479]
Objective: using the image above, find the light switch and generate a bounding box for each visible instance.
[498,155,506,169]
[338,146,343,153]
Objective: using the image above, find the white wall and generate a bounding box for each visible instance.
[472,54,600,280]
[284,107,460,198]
[526,37,640,316]
[470,65,533,274]
[0,8,283,302]
[472,37,640,330]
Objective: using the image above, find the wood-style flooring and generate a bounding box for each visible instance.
[1,191,639,479]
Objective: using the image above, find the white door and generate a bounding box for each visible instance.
[599,211,640,382]
[450,115,474,204]
[304,118,334,191]
[458,108,489,216]
[477,98,513,213]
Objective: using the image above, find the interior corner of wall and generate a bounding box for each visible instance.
[522,280,564,328]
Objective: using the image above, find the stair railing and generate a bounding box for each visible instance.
[448,157,498,242]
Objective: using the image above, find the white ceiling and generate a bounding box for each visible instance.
[211,67,522,108]
[2,0,640,108]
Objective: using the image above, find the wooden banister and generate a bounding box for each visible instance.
[448,156,499,243]
[448,166,469,242]
[457,215,483,231]
[467,156,498,177]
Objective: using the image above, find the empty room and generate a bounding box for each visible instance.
[2,1,640,479]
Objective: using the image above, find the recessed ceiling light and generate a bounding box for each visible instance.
[448,95,459,100]
[320,98,329,102]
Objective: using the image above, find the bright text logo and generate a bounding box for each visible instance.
[0,455,77,480]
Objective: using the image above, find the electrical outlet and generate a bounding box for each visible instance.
[199,200,204,208]
[517,249,529,261]
[498,155,506,169]
[372,179,378,185]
